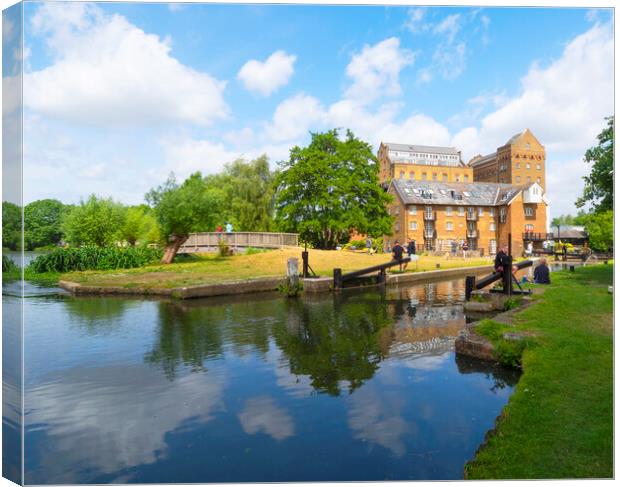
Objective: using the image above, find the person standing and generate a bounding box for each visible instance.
[392,240,405,272]
[365,236,373,254]
[494,245,510,274]
[525,241,533,257]
[225,222,233,233]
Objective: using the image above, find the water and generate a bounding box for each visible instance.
[5,277,521,483]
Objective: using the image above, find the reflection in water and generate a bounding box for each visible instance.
[23,277,521,483]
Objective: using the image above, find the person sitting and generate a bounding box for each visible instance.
[533,258,551,284]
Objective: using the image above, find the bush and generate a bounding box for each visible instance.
[28,246,163,273]
[2,255,17,272]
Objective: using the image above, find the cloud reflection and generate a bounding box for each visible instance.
[238,395,295,441]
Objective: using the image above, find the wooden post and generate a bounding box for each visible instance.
[287,258,299,296]
[302,251,309,278]
[465,276,475,301]
[333,268,342,290]
[508,233,512,258]
[569,265,575,272]
[503,255,513,296]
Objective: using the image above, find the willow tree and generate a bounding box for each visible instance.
[274,129,393,249]
[146,172,221,264]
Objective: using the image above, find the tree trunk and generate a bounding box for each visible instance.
[161,234,188,264]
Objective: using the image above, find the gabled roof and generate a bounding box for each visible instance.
[390,179,524,206]
[468,152,496,167]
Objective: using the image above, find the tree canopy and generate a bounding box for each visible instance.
[582,210,613,252]
[2,201,21,251]
[24,199,65,250]
[62,195,126,247]
[146,172,222,263]
[205,155,276,231]
[274,129,393,249]
[576,116,613,212]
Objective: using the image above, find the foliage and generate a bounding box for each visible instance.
[502,297,523,311]
[24,199,66,250]
[119,205,160,246]
[62,195,126,247]
[2,254,17,272]
[553,241,575,252]
[576,116,613,212]
[550,210,590,228]
[217,239,232,257]
[474,318,531,367]
[2,201,21,251]
[466,265,612,479]
[582,210,613,251]
[205,156,276,231]
[274,129,393,249]
[28,246,163,273]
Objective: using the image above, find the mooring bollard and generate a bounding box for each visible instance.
[465,276,475,301]
[287,258,299,296]
[569,265,575,272]
[436,263,441,269]
[333,268,342,290]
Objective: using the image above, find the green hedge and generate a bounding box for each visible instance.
[29,246,163,273]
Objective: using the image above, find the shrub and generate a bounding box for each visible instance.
[28,246,163,273]
[2,255,17,272]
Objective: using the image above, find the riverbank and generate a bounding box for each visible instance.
[57,248,492,291]
[465,264,613,479]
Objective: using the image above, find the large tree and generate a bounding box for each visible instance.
[146,172,222,264]
[62,195,126,247]
[2,201,21,251]
[24,199,65,250]
[205,155,276,231]
[119,205,160,247]
[576,116,613,212]
[582,210,613,252]
[274,129,393,249]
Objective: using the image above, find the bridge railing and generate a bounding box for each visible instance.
[179,232,299,251]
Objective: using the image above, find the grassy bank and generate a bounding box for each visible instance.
[466,264,613,479]
[60,248,493,289]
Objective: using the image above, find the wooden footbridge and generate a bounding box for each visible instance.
[178,232,299,254]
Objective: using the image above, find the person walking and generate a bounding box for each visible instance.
[365,236,373,255]
[392,240,405,272]
[404,239,416,270]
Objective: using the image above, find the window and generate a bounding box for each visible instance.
[516,176,521,183]
[489,208,495,217]
[536,164,541,170]
[408,206,417,215]
[464,175,469,182]
[409,171,415,179]
[516,162,520,169]
[399,171,405,179]
[422,173,427,180]
[442,173,448,182]
[432,173,438,181]
[500,207,506,223]
[525,207,534,217]
[489,222,496,231]
[526,176,531,183]
[395,222,400,231]
[537,177,541,184]
[446,206,453,216]
[446,221,454,231]
[478,207,484,216]
[525,224,534,231]
[409,221,417,230]
[526,163,531,169]
[458,207,464,216]
[394,206,400,215]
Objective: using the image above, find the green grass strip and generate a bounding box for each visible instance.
[465,264,613,479]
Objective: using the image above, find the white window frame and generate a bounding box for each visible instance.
[408,205,417,215]
[489,222,496,231]
[525,207,534,217]
[446,206,453,216]
[478,207,484,216]
[489,208,495,217]
[458,207,464,216]
[446,221,454,231]
[409,221,417,230]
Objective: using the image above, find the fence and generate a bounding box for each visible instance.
[178,232,299,253]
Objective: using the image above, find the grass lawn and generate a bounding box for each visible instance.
[466,264,613,479]
[60,248,493,289]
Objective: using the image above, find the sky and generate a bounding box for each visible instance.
[1,1,615,217]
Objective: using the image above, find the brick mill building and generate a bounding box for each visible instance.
[379,130,550,256]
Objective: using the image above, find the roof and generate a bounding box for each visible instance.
[382,142,460,156]
[390,179,523,206]
[505,131,524,145]
[468,152,496,167]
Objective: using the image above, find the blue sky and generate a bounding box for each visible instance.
[2,1,614,218]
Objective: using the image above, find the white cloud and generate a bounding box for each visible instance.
[432,41,466,79]
[344,37,415,104]
[432,14,461,44]
[237,50,296,97]
[25,3,228,127]
[403,8,431,34]
[264,92,325,142]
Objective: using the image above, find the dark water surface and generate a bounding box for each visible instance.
[9,278,521,483]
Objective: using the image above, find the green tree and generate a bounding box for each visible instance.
[550,214,576,228]
[2,201,21,251]
[24,199,65,250]
[206,155,276,231]
[582,210,613,252]
[119,205,160,246]
[62,195,126,247]
[274,129,393,249]
[146,172,222,264]
[576,116,613,212]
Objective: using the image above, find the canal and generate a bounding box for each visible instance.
[5,275,521,483]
